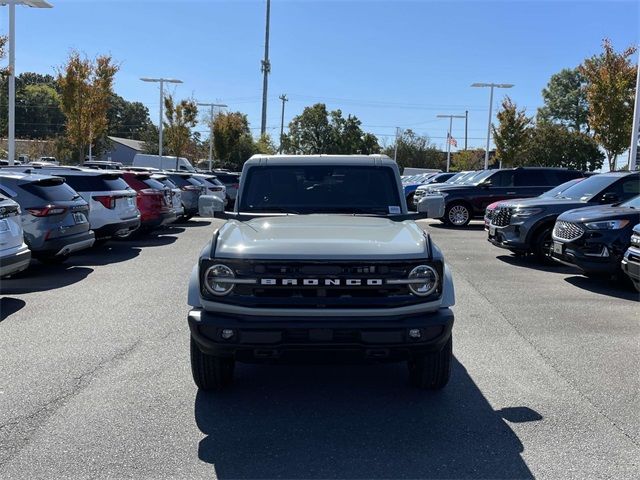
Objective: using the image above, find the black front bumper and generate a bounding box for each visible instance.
[188,308,454,364]
[550,233,629,275]
[622,247,640,282]
[93,217,141,239]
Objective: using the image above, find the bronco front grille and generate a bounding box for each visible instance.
[553,221,584,241]
[492,207,512,227]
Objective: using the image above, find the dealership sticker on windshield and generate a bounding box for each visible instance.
[388,206,401,214]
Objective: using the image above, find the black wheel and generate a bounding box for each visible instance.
[190,337,235,391]
[533,227,555,264]
[444,202,471,227]
[406,193,416,211]
[408,336,452,390]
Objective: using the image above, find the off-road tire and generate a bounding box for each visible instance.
[444,202,471,227]
[408,336,452,390]
[190,337,235,391]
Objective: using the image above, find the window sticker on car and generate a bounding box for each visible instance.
[388,206,401,214]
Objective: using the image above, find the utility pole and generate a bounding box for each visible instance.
[464,110,468,150]
[278,94,288,153]
[393,127,401,163]
[437,114,465,172]
[629,51,640,171]
[471,82,514,169]
[197,102,228,171]
[260,0,271,135]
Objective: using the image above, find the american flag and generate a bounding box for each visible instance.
[447,133,458,148]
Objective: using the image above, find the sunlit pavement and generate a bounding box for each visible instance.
[0,219,638,479]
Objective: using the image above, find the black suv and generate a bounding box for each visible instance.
[424,167,585,227]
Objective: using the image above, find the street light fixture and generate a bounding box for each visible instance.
[197,102,228,171]
[437,114,466,172]
[140,77,183,167]
[2,0,53,165]
[471,82,514,169]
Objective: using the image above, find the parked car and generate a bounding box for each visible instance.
[488,172,640,262]
[10,167,141,240]
[121,172,177,231]
[550,194,640,276]
[484,178,585,230]
[211,170,240,207]
[191,174,227,205]
[38,156,59,165]
[0,172,94,262]
[412,170,478,208]
[133,154,196,172]
[84,160,123,170]
[165,172,203,220]
[0,193,31,277]
[621,224,640,291]
[424,167,585,227]
[403,172,440,206]
[152,174,184,218]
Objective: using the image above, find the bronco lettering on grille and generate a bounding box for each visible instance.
[260,278,384,286]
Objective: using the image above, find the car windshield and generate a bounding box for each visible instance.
[555,175,618,201]
[621,195,640,209]
[445,172,467,183]
[239,165,402,215]
[540,178,583,198]
[469,170,495,185]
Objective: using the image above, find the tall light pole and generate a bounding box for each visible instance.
[437,114,466,172]
[3,0,53,165]
[140,77,182,168]
[197,102,227,171]
[278,94,287,153]
[471,82,514,169]
[393,127,402,163]
[260,0,271,135]
[629,52,640,171]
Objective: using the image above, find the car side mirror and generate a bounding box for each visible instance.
[198,195,224,217]
[417,195,445,219]
[478,180,491,188]
[601,192,619,204]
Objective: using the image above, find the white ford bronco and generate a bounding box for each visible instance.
[188,155,454,391]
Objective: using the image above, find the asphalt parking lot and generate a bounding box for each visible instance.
[0,218,638,479]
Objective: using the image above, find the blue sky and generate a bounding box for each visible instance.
[2,0,639,151]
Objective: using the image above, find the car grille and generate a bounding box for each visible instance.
[202,260,443,309]
[492,207,512,227]
[553,221,584,241]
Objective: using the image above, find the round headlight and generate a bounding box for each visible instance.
[408,265,439,296]
[204,264,235,296]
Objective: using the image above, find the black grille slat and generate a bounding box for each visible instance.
[553,221,584,241]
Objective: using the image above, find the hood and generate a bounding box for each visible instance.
[214,214,429,260]
[557,204,639,223]
[505,197,588,209]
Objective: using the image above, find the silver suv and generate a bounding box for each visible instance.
[0,172,94,262]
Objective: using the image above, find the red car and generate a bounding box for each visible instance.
[121,171,176,231]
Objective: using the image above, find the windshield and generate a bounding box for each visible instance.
[621,195,640,209]
[445,172,468,184]
[540,178,583,198]
[469,170,495,185]
[239,165,402,215]
[555,175,618,201]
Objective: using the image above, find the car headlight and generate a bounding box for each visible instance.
[511,207,544,218]
[584,219,630,230]
[204,264,236,296]
[408,265,439,296]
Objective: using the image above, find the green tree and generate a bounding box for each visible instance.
[15,84,65,138]
[382,129,445,170]
[255,133,276,154]
[523,123,604,171]
[580,39,638,171]
[537,68,589,132]
[282,103,380,154]
[492,96,532,167]
[213,111,256,170]
[0,36,9,78]
[163,94,198,170]
[107,93,152,139]
[451,149,485,171]
[57,51,119,162]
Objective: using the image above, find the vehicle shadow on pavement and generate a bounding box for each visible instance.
[428,222,486,231]
[0,297,26,321]
[194,358,537,479]
[496,255,578,275]
[68,243,142,267]
[564,276,639,301]
[173,219,211,227]
[115,233,179,248]
[0,264,93,294]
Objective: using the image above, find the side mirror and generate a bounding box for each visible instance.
[601,192,619,204]
[478,180,491,188]
[198,195,224,217]
[417,195,445,219]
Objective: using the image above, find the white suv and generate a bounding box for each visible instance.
[0,193,31,277]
